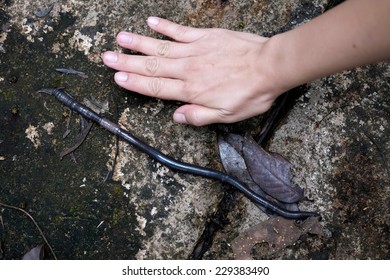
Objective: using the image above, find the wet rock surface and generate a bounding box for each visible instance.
[206,66,390,260]
[1,0,389,259]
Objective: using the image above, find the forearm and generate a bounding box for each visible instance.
[269,0,390,91]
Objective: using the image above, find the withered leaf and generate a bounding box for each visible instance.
[218,134,269,213]
[218,134,267,197]
[22,244,44,260]
[242,135,304,203]
[231,216,324,260]
[231,217,327,260]
[218,133,300,213]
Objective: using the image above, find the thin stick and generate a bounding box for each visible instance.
[0,202,57,260]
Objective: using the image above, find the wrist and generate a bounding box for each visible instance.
[258,33,303,98]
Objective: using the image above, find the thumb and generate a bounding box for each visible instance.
[173,104,224,126]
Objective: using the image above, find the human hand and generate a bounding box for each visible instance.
[102,17,284,126]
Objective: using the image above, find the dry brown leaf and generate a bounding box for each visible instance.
[231,216,324,260]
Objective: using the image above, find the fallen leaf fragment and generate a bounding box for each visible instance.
[22,244,44,260]
[231,216,325,260]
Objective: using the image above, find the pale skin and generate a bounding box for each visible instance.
[102,0,390,126]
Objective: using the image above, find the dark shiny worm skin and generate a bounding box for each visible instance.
[38,88,319,219]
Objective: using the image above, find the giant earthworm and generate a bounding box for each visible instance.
[37,88,319,219]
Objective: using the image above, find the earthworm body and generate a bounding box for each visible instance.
[38,88,319,219]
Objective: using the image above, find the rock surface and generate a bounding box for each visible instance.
[0,0,388,259]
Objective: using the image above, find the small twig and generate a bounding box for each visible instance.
[0,202,57,260]
[0,213,4,230]
[103,135,119,183]
[60,119,92,160]
[63,109,72,139]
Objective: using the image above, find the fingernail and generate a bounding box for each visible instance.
[147,17,160,26]
[117,33,133,45]
[115,72,128,82]
[104,52,118,63]
[173,113,187,124]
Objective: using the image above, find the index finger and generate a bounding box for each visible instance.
[146,17,205,43]
[116,17,206,58]
[116,32,192,58]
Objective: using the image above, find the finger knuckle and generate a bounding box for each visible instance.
[156,41,171,57]
[188,110,203,126]
[148,78,163,97]
[145,57,160,75]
